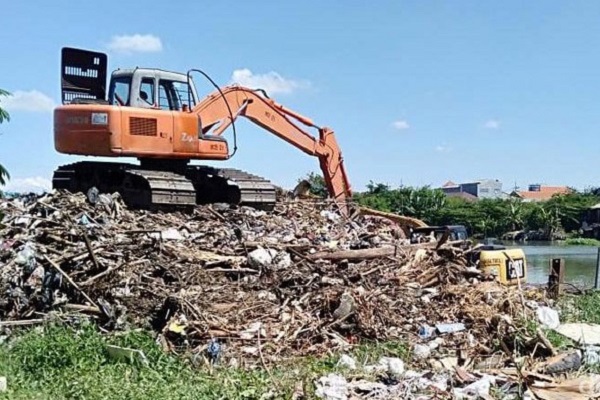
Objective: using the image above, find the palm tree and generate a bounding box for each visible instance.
[0,89,10,188]
[507,198,524,231]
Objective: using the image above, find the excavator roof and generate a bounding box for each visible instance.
[112,68,191,83]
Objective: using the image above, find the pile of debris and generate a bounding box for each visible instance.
[0,191,535,352]
[3,190,587,397]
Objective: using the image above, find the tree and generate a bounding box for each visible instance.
[0,89,9,190]
[507,198,524,231]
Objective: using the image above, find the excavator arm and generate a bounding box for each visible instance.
[191,86,352,205]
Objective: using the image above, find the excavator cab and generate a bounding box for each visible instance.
[106,69,199,111]
[61,47,199,110]
[56,47,229,160]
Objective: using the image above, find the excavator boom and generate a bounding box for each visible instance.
[192,86,352,203]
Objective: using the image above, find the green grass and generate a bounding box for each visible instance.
[0,323,409,400]
[563,238,600,246]
[558,291,600,324]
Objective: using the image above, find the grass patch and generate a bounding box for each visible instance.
[544,329,574,350]
[0,323,409,400]
[558,291,600,324]
[563,238,600,246]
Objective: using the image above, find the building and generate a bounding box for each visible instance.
[510,184,571,202]
[440,179,505,199]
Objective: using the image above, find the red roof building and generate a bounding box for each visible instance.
[511,185,571,202]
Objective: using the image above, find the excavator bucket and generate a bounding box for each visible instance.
[61,47,107,104]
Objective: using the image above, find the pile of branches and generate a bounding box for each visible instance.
[0,191,538,364]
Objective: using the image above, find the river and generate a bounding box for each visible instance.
[502,242,600,287]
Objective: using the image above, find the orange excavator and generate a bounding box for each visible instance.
[53,47,351,211]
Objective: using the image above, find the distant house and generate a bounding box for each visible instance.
[445,191,478,202]
[440,179,505,200]
[510,184,571,202]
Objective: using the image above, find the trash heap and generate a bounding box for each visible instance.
[7,192,600,398]
[4,190,587,398]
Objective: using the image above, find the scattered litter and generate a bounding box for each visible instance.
[247,248,278,268]
[106,345,148,366]
[0,377,5,392]
[436,322,465,334]
[453,374,496,399]
[315,373,348,400]
[537,306,560,330]
[337,354,357,370]
[377,357,404,377]
[418,325,435,339]
[583,345,600,365]
[413,344,431,360]
[206,338,221,364]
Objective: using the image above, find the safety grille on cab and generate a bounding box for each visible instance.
[129,117,157,136]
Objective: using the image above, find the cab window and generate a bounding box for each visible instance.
[158,80,195,111]
[140,78,155,106]
[109,76,131,106]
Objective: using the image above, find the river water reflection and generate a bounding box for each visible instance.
[502,242,599,287]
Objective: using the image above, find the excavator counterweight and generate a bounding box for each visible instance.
[53,47,352,211]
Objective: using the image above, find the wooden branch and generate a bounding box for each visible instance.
[63,303,102,314]
[309,240,465,261]
[44,255,98,309]
[81,231,102,270]
[0,319,45,327]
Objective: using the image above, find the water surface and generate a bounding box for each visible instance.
[503,242,599,288]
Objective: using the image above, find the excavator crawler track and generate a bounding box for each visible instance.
[52,162,277,211]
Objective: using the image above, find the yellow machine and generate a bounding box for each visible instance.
[479,248,527,286]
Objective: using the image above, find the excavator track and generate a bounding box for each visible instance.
[187,166,277,210]
[52,161,277,211]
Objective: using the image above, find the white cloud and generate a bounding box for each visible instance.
[1,176,52,194]
[484,119,500,129]
[392,120,410,130]
[107,34,163,54]
[435,145,452,153]
[0,90,56,112]
[230,68,308,95]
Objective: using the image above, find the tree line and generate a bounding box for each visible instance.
[302,173,600,239]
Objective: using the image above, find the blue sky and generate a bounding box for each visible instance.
[1,1,599,194]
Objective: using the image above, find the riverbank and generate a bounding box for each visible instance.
[564,238,600,247]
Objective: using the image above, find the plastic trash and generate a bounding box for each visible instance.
[206,338,221,364]
[14,242,36,272]
[272,251,292,270]
[537,306,560,330]
[78,214,91,226]
[160,228,184,241]
[583,345,600,365]
[337,354,357,370]
[436,322,466,334]
[418,325,435,339]
[413,344,431,360]
[453,374,496,399]
[315,373,348,400]
[248,248,278,269]
[320,210,340,222]
[377,357,405,377]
